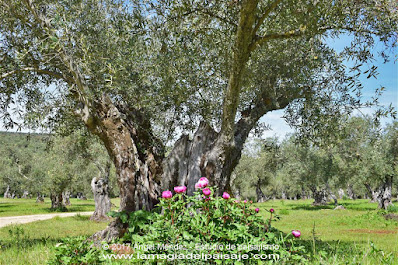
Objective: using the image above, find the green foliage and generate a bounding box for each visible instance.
[48,236,111,265]
[233,118,398,202]
[111,188,307,264]
[0,131,118,200]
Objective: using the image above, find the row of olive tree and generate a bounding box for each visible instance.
[232,117,397,209]
[0,131,117,218]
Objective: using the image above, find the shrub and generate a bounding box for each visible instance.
[114,185,307,264]
[49,182,307,264]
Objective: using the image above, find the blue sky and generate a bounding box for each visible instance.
[261,35,398,140]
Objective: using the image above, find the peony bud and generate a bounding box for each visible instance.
[162,190,172,199]
[174,186,187,193]
[292,230,301,238]
[222,192,230,199]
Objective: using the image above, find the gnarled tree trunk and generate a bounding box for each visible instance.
[376,176,393,210]
[63,191,71,206]
[256,182,267,203]
[91,161,112,221]
[22,190,29,199]
[364,183,379,203]
[4,185,11,198]
[338,188,345,199]
[312,187,329,205]
[50,193,65,209]
[347,184,356,200]
[36,192,44,203]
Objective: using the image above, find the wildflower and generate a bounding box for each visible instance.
[270,208,274,213]
[174,186,187,193]
[162,190,172,199]
[255,208,259,213]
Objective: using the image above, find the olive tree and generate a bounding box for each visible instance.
[1,0,396,239]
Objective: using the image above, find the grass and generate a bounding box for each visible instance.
[0,215,108,265]
[0,198,397,264]
[254,199,398,256]
[0,198,120,217]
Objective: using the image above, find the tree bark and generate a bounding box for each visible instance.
[50,193,65,209]
[338,188,345,199]
[347,184,356,200]
[63,191,71,206]
[364,183,378,203]
[91,161,112,221]
[4,185,11,198]
[376,176,393,210]
[312,187,328,205]
[256,182,267,203]
[36,192,44,203]
[22,190,29,199]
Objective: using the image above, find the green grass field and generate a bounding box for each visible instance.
[255,199,398,255]
[0,198,397,264]
[0,198,121,217]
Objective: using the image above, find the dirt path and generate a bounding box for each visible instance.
[0,212,93,228]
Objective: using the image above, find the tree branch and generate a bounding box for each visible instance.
[220,0,259,142]
[253,25,380,48]
[252,0,283,36]
[234,87,302,149]
[1,67,72,84]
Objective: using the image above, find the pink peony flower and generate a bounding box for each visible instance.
[162,190,172,199]
[222,192,230,199]
[202,188,211,196]
[270,208,274,213]
[195,177,209,189]
[292,230,301,238]
[174,186,187,193]
[255,208,259,213]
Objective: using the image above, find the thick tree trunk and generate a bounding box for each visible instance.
[326,183,338,206]
[22,190,29,199]
[364,183,378,203]
[256,182,267,203]
[63,191,71,206]
[4,185,10,198]
[312,187,328,205]
[77,192,87,200]
[88,97,164,241]
[50,193,65,209]
[91,162,112,221]
[36,192,44,203]
[376,176,393,210]
[338,188,345,199]
[347,184,356,200]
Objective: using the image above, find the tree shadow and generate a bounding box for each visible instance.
[290,204,334,211]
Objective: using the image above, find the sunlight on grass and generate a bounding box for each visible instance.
[0,215,109,265]
[0,197,120,217]
[254,199,398,255]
